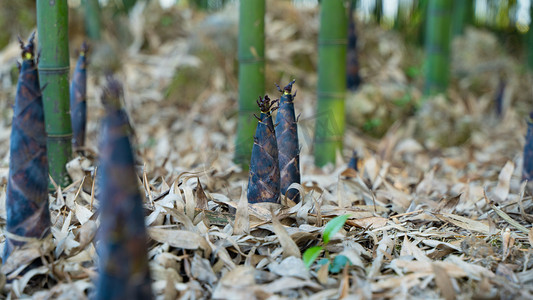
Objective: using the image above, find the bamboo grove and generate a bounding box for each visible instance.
[5,0,533,297]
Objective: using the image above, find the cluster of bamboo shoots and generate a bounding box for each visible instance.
[4,35,152,298]
[248,80,301,204]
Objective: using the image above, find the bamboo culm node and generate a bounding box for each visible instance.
[275,80,301,203]
[3,33,51,262]
[248,95,281,204]
[95,76,152,299]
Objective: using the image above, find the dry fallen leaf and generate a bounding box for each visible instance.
[148,228,211,256]
[233,185,249,235]
[492,161,514,202]
[271,212,301,259]
[432,263,456,300]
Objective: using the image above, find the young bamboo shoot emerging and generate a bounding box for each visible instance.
[275,80,300,203]
[3,34,50,261]
[495,78,505,118]
[95,77,152,299]
[248,95,280,204]
[70,42,88,153]
[523,113,533,183]
[347,150,359,172]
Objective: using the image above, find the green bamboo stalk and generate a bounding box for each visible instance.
[414,0,429,46]
[393,0,406,31]
[423,0,452,96]
[193,0,209,10]
[235,0,265,168]
[452,0,473,37]
[374,0,383,25]
[121,0,138,12]
[314,0,347,167]
[37,0,72,187]
[83,0,101,40]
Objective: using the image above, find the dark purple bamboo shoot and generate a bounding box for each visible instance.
[70,42,88,153]
[95,76,152,299]
[347,150,359,172]
[522,113,533,182]
[346,1,361,91]
[275,80,301,203]
[3,33,51,262]
[495,78,505,118]
[248,95,280,204]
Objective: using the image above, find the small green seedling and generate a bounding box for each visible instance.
[303,214,350,269]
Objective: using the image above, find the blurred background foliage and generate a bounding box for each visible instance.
[2,0,532,49]
[2,0,533,148]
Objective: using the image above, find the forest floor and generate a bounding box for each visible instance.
[0,1,533,299]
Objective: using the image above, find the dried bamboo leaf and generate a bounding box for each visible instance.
[490,205,530,234]
[1,246,40,276]
[268,256,309,279]
[492,161,514,202]
[260,277,322,293]
[368,231,392,277]
[401,235,431,263]
[195,177,208,210]
[183,185,196,219]
[233,185,250,235]
[432,263,456,300]
[271,212,301,258]
[345,216,387,229]
[148,228,211,256]
[13,266,48,297]
[435,213,490,234]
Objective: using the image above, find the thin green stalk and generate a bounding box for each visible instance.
[37,0,72,187]
[314,0,347,167]
[83,0,101,40]
[193,0,209,10]
[374,0,382,25]
[452,0,473,37]
[416,0,429,46]
[235,0,265,168]
[423,0,452,96]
